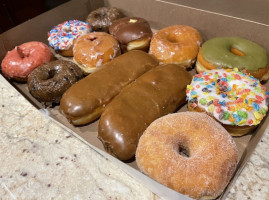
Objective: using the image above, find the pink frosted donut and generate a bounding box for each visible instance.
[1,41,52,82]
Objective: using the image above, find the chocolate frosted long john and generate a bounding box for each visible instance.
[60,50,158,125]
[98,64,192,161]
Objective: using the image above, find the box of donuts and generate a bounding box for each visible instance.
[1,0,269,199]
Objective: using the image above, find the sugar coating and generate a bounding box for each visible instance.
[136,112,238,199]
[186,68,269,126]
[48,20,91,50]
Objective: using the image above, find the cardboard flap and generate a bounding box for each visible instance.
[157,0,269,25]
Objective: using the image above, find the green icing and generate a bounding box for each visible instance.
[200,37,268,71]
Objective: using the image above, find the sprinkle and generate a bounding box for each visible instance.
[199,98,207,105]
[223,111,230,120]
[238,119,247,125]
[252,102,260,111]
[208,104,215,113]
[237,110,248,119]
[254,111,263,120]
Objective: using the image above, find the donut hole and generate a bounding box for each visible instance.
[230,47,245,56]
[63,26,72,33]
[178,145,189,158]
[87,37,97,41]
[47,69,57,80]
[166,35,179,43]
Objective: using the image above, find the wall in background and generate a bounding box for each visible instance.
[0,0,69,33]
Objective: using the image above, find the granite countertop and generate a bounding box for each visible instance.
[0,74,268,199]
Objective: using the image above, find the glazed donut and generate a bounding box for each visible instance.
[48,20,91,57]
[136,112,238,200]
[186,68,269,136]
[109,17,153,52]
[73,32,121,74]
[1,41,52,82]
[86,7,123,32]
[28,60,84,103]
[196,37,269,81]
[149,25,202,68]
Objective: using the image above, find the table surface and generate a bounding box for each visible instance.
[0,75,268,200]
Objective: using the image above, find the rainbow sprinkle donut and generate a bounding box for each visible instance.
[186,68,269,136]
[48,20,91,56]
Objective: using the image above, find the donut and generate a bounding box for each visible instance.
[73,32,121,74]
[196,37,269,81]
[48,20,91,57]
[60,50,158,125]
[186,68,269,136]
[86,7,123,32]
[136,112,238,200]
[149,25,202,68]
[1,41,53,82]
[28,60,84,103]
[109,17,153,53]
[98,64,191,160]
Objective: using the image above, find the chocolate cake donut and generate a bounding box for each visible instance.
[86,7,123,32]
[28,60,84,103]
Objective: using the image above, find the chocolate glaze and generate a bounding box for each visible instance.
[98,64,192,161]
[109,17,152,46]
[86,7,123,32]
[60,50,158,124]
[28,60,84,103]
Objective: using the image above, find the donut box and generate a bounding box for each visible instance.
[1,0,269,199]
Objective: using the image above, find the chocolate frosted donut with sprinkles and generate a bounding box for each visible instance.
[186,68,269,136]
[48,20,91,56]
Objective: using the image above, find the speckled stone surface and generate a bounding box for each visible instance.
[0,74,268,199]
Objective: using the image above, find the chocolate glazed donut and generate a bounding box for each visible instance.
[28,60,84,103]
[109,17,153,52]
[98,64,192,161]
[60,50,158,125]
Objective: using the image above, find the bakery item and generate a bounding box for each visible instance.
[60,50,158,125]
[1,41,53,82]
[73,32,121,74]
[149,25,202,68]
[136,112,238,200]
[98,64,192,160]
[86,7,123,32]
[186,68,269,136]
[109,17,153,52]
[196,37,269,81]
[48,20,91,57]
[28,60,84,103]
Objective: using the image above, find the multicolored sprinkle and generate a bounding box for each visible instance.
[48,20,91,50]
[186,68,269,126]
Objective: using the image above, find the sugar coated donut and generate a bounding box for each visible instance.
[86,7,123,32]
[1,41,52,82]
[48,20,91,57]
[186,68,269,136]
[73,32,121,74]
[149,25,202,68]
[109,17,153,52]
[136,112,238,200]
[196,37,269,81]
[28,60,84,103]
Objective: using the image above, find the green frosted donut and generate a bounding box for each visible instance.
[200,37,268,71]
